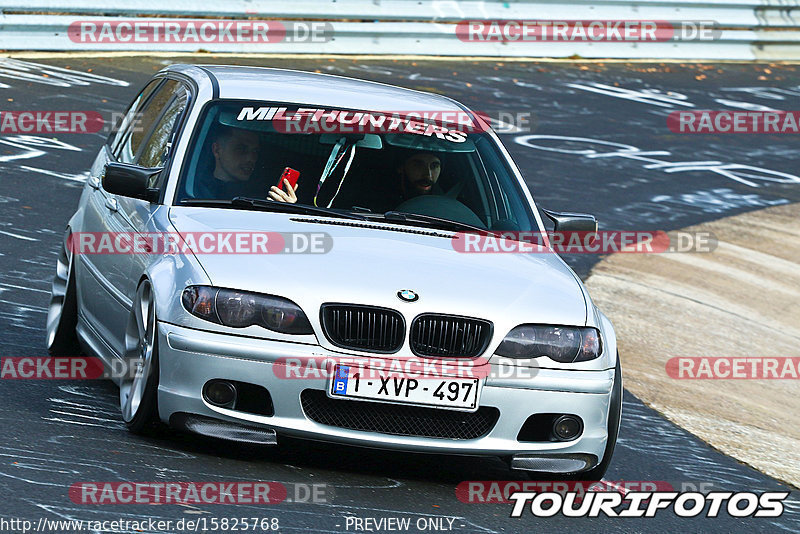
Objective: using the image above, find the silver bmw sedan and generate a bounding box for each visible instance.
[46,65,621,480]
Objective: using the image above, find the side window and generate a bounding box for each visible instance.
[137,87,188,172]
[109,79,161,157]
[114,79,182,164]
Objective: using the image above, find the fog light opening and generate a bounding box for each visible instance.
[203,380,237,408]
[552,415,582,441]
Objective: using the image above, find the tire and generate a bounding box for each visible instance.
[46,234,81,356]
[119,280,161,434]
[573,353,623,481]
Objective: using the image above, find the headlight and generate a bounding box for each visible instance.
[495,325,601,363]
[182,286,313,335]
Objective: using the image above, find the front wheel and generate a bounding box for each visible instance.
[119,280,161,434]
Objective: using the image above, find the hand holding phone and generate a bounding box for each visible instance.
[277,167,300,191]
[269,167,300,203]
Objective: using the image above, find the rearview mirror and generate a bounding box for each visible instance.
[102,162,161,203]
[319,133,383,149]
[542,209,598,233]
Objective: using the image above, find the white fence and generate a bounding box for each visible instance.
[0,1,797,59]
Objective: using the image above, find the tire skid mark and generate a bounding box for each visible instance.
[49,396,120,414]
[44,435,198,460]
[42,417,126,430]
[19,166,89,184]
[47,410,121,425]
[0,58,129,89]
[0,229,38,241]
[0,282,49,294]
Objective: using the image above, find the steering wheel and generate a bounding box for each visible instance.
[394,195,486,228]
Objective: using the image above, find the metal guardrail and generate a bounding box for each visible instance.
[0,1,797,59]
[0,1,796,25]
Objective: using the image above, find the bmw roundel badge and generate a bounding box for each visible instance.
[397,289,419,302]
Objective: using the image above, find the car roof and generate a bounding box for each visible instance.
[165,64,468,113]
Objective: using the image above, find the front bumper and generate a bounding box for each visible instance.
[157,322,615,464]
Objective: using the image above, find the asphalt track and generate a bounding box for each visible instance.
[0,56,798,533]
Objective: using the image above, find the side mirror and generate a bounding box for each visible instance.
[102,162,161,203]
[541,209,598,233]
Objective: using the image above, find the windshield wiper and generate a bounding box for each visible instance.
[180,199,484,231]
[369,211,490,234]
[182,197,366,220]
[180,198,233,207]
[233,197,369,220]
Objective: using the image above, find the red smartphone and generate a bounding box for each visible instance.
[277,167,300,191]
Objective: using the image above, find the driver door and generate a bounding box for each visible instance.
[78,78,187,357]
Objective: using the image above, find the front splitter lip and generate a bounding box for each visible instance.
[510,453,599,474]
[169,410,600,474]
[171,412,278,445]
[157,321,614,458]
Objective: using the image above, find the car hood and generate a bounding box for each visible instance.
[168,207,588,339]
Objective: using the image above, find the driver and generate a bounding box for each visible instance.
[194,125,299,202]
[363,151,443,213]
[397,151,442,202]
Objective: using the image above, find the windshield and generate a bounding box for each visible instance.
[176,100,539,232]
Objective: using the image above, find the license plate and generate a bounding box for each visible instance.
[328,364,481,411]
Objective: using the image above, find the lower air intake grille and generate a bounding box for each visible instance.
[320,304,404,353]
[300,389,499,439]
[410,314,492,358]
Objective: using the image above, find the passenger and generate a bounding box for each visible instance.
[195,125,299,202]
